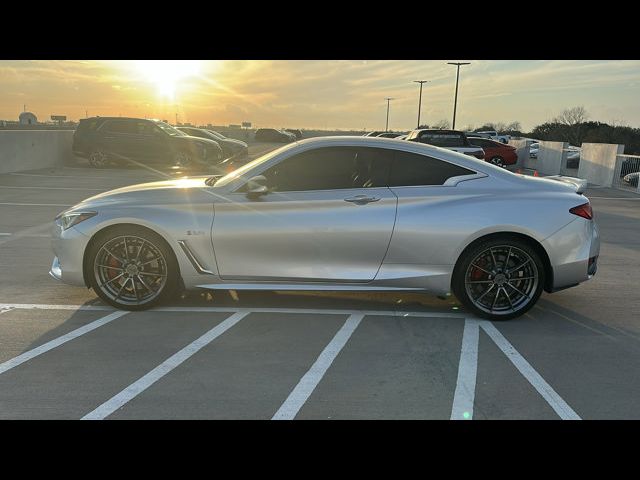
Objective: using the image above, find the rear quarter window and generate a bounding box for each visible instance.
[390,151,475,186]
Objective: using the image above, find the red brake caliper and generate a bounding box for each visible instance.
[107,255,120,280]
[472,258,487,280]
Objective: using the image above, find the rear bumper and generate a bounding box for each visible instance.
[542,217,600,292]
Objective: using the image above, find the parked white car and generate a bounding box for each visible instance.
[476,130,511,144]
[529,142,540,158]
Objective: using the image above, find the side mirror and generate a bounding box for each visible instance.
[246,175,269,198]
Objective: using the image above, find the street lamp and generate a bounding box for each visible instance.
[447,62,471,129]
[385,97,395,132]
[413,80,429,128]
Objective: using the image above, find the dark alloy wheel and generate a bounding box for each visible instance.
[453,238,545,320]
[87,227,179,310]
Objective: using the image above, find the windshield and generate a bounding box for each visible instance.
[154,121,186,136]
[207,143,298,187]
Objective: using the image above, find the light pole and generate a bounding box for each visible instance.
[385,97,395,132]
[447,62,470,130]
[413,80,429,128]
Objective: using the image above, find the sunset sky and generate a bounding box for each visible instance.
[1,60,639,131]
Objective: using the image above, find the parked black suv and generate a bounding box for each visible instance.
[254,128,296,143]
[284,128,303,140]
[405,129,485,160]
[72,117,224,170]
[177,126,249,160]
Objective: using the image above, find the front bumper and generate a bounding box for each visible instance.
[49,256,63,280]
[50,223,91,286]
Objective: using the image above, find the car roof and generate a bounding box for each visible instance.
[412,129,466,134]
[85,116,162,122]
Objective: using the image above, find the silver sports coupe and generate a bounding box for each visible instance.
[50,136,600,320]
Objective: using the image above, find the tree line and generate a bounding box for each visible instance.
[467,106,640,154]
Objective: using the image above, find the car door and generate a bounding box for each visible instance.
[99,119,137,159]
[383,150,477,267]
[131,121,167,164]
[211,146,397,282]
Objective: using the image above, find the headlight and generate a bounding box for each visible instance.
[55,211,97,230]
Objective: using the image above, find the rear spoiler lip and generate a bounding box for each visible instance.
[544,175,588,195]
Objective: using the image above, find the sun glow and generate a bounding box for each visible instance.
[134,60,202,99]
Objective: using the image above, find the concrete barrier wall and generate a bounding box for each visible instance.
[578,143,624,187]
[0,130,75,174]
[533,141,566,175]
[508,139,530,169]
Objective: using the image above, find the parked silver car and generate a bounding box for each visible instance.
[50,136,600,320]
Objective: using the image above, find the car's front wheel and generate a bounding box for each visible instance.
[87,226,179,310]
[452,237,545,320]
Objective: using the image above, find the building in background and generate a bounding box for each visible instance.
[19,112,37,125]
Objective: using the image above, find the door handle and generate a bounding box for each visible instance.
[344,195,380,205]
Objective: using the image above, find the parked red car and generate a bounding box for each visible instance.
[467,136,518,167]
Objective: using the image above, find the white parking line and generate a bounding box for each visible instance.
[0,303,466,319]
[81,310,250,420]
[480,320,581,420]
[0,185,106,191]
[450,319,480,420]
[8,172,154,180]
[272,313,364,420]
[0,311,129,375]
[0,233,51,238]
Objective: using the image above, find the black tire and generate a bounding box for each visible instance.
[489,156,504,167]
[452,237,545,320]
[87,226,179,311]
[88,149,109,168]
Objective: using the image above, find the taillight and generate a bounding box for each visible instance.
[569,202,593,220]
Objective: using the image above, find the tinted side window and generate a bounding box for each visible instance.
[77,119,99,132]
[182,128,202,138]
[469,138,489,147]
[418,132,467,147]
[259,147,391,192]
[134,121,157,135]
[390,151,475,187]
[104,120,135,134]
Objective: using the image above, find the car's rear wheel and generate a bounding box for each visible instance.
[452,237,545,320]
[87,226,179,310]
[489,156,505,167]
[88,149,109,168]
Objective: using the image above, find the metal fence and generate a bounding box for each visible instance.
[613,154,640,192]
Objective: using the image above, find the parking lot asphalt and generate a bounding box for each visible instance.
[1,144,640,419]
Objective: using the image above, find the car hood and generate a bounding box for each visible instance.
[221,138,248,148]
[177,136,221,148]
[72,176,214,209]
